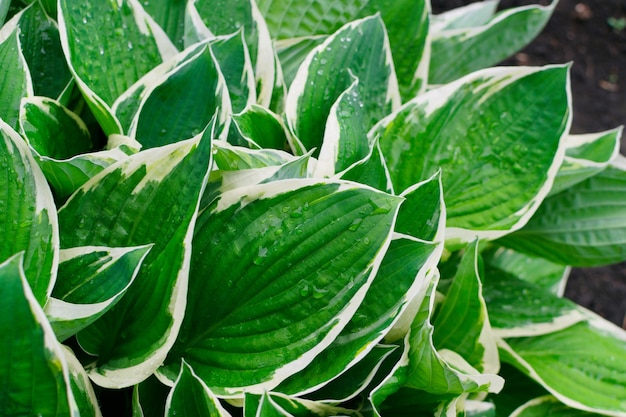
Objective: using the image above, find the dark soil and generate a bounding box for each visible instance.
[432,0,626,328]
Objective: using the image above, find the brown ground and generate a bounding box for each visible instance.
[432,0,626,328]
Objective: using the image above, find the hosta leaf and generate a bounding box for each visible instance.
[20,96,93,159]
[229,104,288,150]
[550,127,621,196]
[194,0,276,107]
[302,344,398,402]
[340,139,393,193]
[404,270,503,395]
[211,30,256,113]
[315,76,369,178]
[0,119,58,306]
[487,363,549,417]
[45,245,151,342]
[368,335,410,417]
[511,395,606,417]
[429,2,556,84]
[276,35,326,89]
[141,0,187,50]
[373,65,570,241]
[464,401,496,417]
[17,2,72,98]
[500,318,626,416]
[276,235,439,396]
[395,171,445,242]
[499,157,626,266]
[484,247,570,295]
[165,361,232,417]
[0,253,77,416]
[160,179,402,395]
[212,140,295,170]
[0,25,32,130]
[129,42,230,148]
[58,131,212,388]
[62,345,101,417]
[430,0,498,32]
[0,1,8,25]
[244,392,354,417]
[58,0,177,134]
[286,15,400,156]
[482,272,584,338]
[132,375,170,417]
[433,240,499,374]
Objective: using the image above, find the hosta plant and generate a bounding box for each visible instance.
[1,0,625,416]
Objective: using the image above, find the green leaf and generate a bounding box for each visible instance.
[315,76,369,178]
[550,127,621,196]
[433,240,499,374]
[160,179,402,395]
[395,171,445,242]
[286,15,400,156]
[482,271,584,338]
[373,65,570,240]
[500,318,626,416]
[0,25,32,130]
[17,2,72,98]
[276,35,326,89]
[0,119,58,306]
[58,130,212,388]
[276,235,438,396]
[340,139,393,193]
[229,104,288,150]
[429,2,556,84]
[404,271,503,395]
[20,96,93,159]
[0,253,78,416]
[367,335,410,417]
[141,0,187,50]
[62,345,101,417]
[58,0,177,134]
[499,157,626,266]
[130,43,229,148]
[430,0,498,32]
[244,391,354,417]
[211,30,257,113]
[0,0,9,26]
[212,140,295,170]
[132,375,170,417]
[45,245,151,342]
[484,247,570,295]
[194,0,276,107]
[510,395,607,417]
[165,361,232,417]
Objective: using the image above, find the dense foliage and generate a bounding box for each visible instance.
[1,0,625,416]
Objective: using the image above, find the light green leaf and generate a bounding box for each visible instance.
[212,140,295,170]
[276,36,326,89]
[286,15,400,156]
[404,270,504,395]
[550,127,622,196]
[499,156,626,266]
[482,271,584,338]
[276,235,439,396]
[160,179,402,396]
[395,171,445,242]
[340,139,393,193]
[433,240,499,374]
[315,76,369,178]
[511,395,607,417]
[141,0,187,50]
[373,65,570,241]
[0,253,78,416]
[500,317,626,416]
[165,361,232,417]
[430,0,498,32]
[0,0,9,26]
[484,247,570,295]
[129,43,230,148]
[0,119,58,306]
[211,30,257,113]
[59,131,212,388]
[45,245,151,342]
[20,96,93,159]
[464,400,496,417]
[429,2,556,84]
[58,0,177,134]
[17,2,72,98]
[0,25,32,130]
[229,104,288,150]
[194,0,276,107]
[62,345,102,417]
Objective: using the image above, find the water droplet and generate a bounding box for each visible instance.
[274,228,283,236]
[127,41,134,50]
[348,218,363,231]
[312,286,328,299]
[159,129,167,136]
[253,247,268,265]
[363,237,370,245]
[320,58,327,65]
[82,17,87,24]
[316,69,324,76]
[290,207,303,218]
[300,285,309,297]
[282,206,290,213]
[99,46,104,55]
